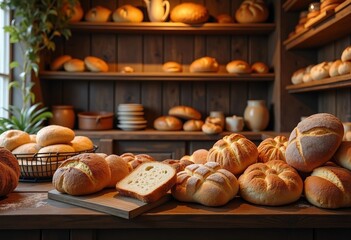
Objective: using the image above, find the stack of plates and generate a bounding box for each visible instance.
[117,103,147,131]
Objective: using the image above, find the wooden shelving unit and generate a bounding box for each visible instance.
[282,0,314,12]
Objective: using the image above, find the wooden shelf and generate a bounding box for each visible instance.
[283,0,314,12]
[39,71,275,82]
[69,22,275,35]
[286,74,351,93]
[284,1,351,50]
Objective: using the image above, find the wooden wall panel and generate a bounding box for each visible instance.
[89,81,115,112]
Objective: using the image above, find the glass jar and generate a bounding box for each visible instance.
[50,105,75,129]
[244,100,269,132]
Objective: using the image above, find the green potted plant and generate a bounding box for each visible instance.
[0,0,77,134]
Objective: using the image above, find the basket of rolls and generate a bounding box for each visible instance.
[0,125,97,181]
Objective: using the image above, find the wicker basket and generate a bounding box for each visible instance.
[15,146,97,182]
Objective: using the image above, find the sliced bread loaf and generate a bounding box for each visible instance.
[115,161,176,203]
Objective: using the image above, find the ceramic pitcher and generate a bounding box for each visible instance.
[144,0,170,22]
[244,100,269,132]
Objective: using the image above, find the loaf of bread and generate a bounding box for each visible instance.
[154,116,183,131]
[341,46,351,62]
[70,136,94,152]
[226,60,252,74]
[201,116,223,134]
[52,153,111,195]
[171,162,239,207]
[238,160,303,206]
[50,55,72,71]
[207,133,258,175]
[63,2,84,23]
[257,135,288,163]
[112,5,143,23]
[304,165,351,209]
[190,57,219,73]
[84,56,109,72]
[333,141,351,171]
[310,62,331,81]
[38,144,75,161]
[251,62,269,74]
[291,68,305,85]
[36,125,75,147]
[64,58,85,72]
[285,113,344,172]
[0,130,31,151]
[170,3,209,24]
[0,147,20,197]
[235,0,269,23]
[183,119,204,131]
[329,60,342,77]
[338,61,351,75]
[119,152,155,171]
[169,105,201,120]
[116,161,177,203]
[162,159,194,173]
[162,61,182,73]
[181,149,208,165]
[104,154,130,188]
[85,6,112,22]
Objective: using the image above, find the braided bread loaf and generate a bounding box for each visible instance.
[0,147,20,197]
[257,135,288,163]
[171,162,239,207]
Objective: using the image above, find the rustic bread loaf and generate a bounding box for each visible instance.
[338,61,351,75]
[104,154,130,188]
[201,116,223,134]
[183,119,204,131]
[0,130,31,151]
[190,56,219,73]
[285,113,344,172]
[116,161,177,203]
[0,147,20,197]
[70,136,94,152]
[112,5,143,23]
[310,62,331,80]
[235,0,269,23]
[257,135,288,163]
[85,6,112,22]
[207,133,258,175]
[170,2,209,24]
[52,153,111,195]
[84,56,109,72]
[50,55,72,71]
[162,159,194,173]
[333,141,351,171]
[162,61,182,73]
[238,160,303,206]
[169,105,202,120]
[304,165,351,208]
[37,125,75,147]
[120,152,155,171]
[226,60,252,74]
[171,162,239,207]
[153,116,183,131]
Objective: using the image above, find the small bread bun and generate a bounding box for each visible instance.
[341,46,351,62]
[226,60,251,74]
[235,0,269,23]
[85,6,112,22]
[338,61,351,75]
[50,55,72,71]
[38,144,76,161]
[121,66,134,73]
[162,61,182,73]
[181,149,208,164]
[168,105,202,120]
[154,116,183,131]
[329,60,342,77]
[70,136,94,152]
[291,68,305,85]
[302,72,313,83]
[36,125,75,147]
[251,62,269,73]
[216,14,234,23]
[310,62,331,80]
[190,56,219,73]
[12,143,40,157]
[84,56,109,72]
[202,122,223,134]
[63,2,84,23]
[112,5,144,23]
[170,3,209,24]
[183,119,204,131]
[0,130,31,151]
[333,141,351,171]
[64,58,85,72]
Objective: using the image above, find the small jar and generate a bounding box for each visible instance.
[50,105,75,129]
[244,100,269,132]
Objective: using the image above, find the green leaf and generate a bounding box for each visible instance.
[9,61,19,69]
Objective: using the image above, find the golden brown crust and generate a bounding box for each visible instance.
[291,67,305,85]
[63,2,84,23]
[235,0,269,23]
[64,58,85,72]
[333,141,351,171]
[50,55,72,71]
[112,5,143,23]
[169,105,202,120]
[12,142,40,157]
[162,159,194,173]
[153,116,183,131]
[341,46,351,62]
[183,119,204,131]
[329,60,342,77]
[226,60,252,74]
[251,62,269,74]
[85,6,112,22]
[36,125,75,147]
[0,130,31,151]
[162,61,183,73]
[0,147,20,197]
[190,57,219,73]
[120,152,155,171]
[170,3,209,24]
[70,136,94,152]
[38,144,75,161]
[257,136,288,163]
[84,56,109,72]
[104,154,130,188]
[216,14,234,23]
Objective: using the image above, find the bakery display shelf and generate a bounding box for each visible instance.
[286,74,351,93]
[284,1,351,50]
[39,71,275,82]
[69,22,275,35]
[282,0,315,12]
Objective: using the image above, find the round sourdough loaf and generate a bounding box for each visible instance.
[170,2,209,24]
[168,105,201,120]
[0,130,31,151]
[104,154,130,188]
[207,133,258,175]
[238,160,303,206]
[304,165,351,208]
[36,125,75,147]
[257,135,288,163]
[154,116,183,131]
[112,5,144,23]
[85,6,112,22]
[52,153,111,195]
[0,147,20,197]
[235,0,269,23]
[285,113,344,172]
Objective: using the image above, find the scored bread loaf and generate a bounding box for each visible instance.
[190,56,219,73]
[112,5,144,23]
[153,116,183,131]
[168,105,201,120]
[0,129,31,151]
[238,160,303,206]
[235,0,269,23]
[52,153,111,196]
[171,162,239,207]
[0,147,20,197]
[285,113,344,172]
[170,2,209,24]
[183,119,204,131]
[116,161,177,203]
[257,135,288,163]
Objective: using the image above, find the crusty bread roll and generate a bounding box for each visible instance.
[333,141,351,171]
[36,125,75,147]
[257,135,288,163]
[302,72,313,83]
[286,113,344,172]
[50,55,72,71]
[338,61,351,75]
[183,119,204,131]
[104,154,130,188]
[84,56,109,72]
[0,130,31,151]
[85,6,112,22]
[310,62,331,80]
[304,165,351,209]
[226,60,251,74]
[63,2,84,23]
[12,142,40,157]
[154,116,183,131]
[171,162,239,207]
[38,144,75,161]
[216,14,234,23]
[29,134,36,143]
[190,56,219,73]
[162,159,194,173]
[251,62,269,73]
[120,152,155,171]
[235,0,269,23]
[0,147,20,197]
[291,68,305,85]
[116,161,176,203]
[207,133,258,175]
[70,136,94,152]
[170,2,209,24]
[181,149,208,164]
[201,122,223,134]
[168,105,201,120]
[239,160,303,206]
[112,5,143,23]
[329,60,342,77]
[64,58,85,72]
[162,61,182,72]
[52,153,111,196]
[341,46,351,62]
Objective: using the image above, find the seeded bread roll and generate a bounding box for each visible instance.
[112,5,143,23]
[169,105,202,120]
[170,2,209,24]
[154,116,183,131]
[37,125,75,147]
[85,6,112,22]
[0,147,20,197]
[257,135,288,163]
[190,57,219,73]
[0,130,31,151]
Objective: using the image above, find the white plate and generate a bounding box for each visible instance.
[118,116,145,121]
[118,124,147,130]
[117,111,144,116]
[118,106,144,112]
[118,103,143,107]
[119,120,147,124]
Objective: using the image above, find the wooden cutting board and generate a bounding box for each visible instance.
[48,189,171,219]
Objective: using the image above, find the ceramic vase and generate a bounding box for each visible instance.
[244,100,269,132]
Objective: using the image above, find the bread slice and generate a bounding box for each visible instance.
[115,161,177,203]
